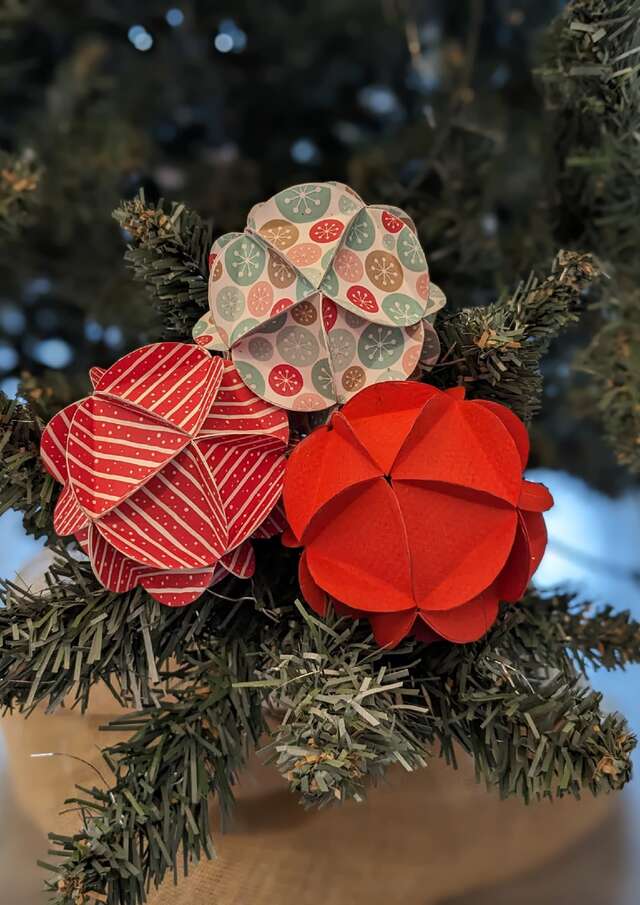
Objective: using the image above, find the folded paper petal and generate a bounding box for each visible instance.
[339,380,438,473]
[95,445,228,571]
[392,480,517,611]
[392,391,523,504]
[41,344,287,607]
[252,503,287,539]
[518,479,554,512]
[53,484,88,536]
[193,181,445,411]
[369,610,417,648]
[95,342,224,436]
[283,419,382,542]
[68,396,190,518]
[197,434,286,549]
[420,589,500,643]
[298,551,329,617]
[40,401,83,483]
[495,510,548,602]
[473,399,530,469]
[283,381,553,648]
[304,479,415,613]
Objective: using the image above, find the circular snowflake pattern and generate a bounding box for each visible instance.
[327,329,356,371]
[333,248,364,283]
[357,324,403,369]
[346,285,379,314]
[345,209,375,251]
[291,300,318,326]
[225,236,266,286]
[397,226,426,272]
[341,365,366,393]
[216,286,245,322]
[247,336,274,361]
[276,326,320,367]
[268,363,304,397]
[275,184,331,223]
[311,358,336,400]
[258,218,299,250]
[365,251,403,292]
[247,281,274,317]
[310,218,345,243]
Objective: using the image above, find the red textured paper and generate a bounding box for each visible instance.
[283,381,553,647]
[41,342,289,606]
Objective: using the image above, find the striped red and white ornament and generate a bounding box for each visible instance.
[40,342,289,606]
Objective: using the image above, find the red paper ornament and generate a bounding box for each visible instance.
[41,342,289,606]
[283,381,553,647]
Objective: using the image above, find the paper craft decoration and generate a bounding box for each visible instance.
[282,381,553,647]
[40,342,289,606]
[192,181,445,411]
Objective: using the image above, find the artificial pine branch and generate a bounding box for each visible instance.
[260,592,638,808]
[0,547,262,714]
[431,250,601,420]
[43,636,265,905]
[539,0,640,470]
[113,192,214,342]
[0,388,56,539]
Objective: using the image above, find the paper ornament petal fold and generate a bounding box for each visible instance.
[193,181,445,411]
[40,401,83,483]
[420,589,500,643]
[53,484,88,536]
[283,421,382,542]
[304,479,415,613]
[392,391,523,504]
[41,344,287,608]
[67,396,190,518]
[95,445,228,571]
[283,380,553,648]
[95,342,224,436]
[518,480,554,512]
[369,610,416,648]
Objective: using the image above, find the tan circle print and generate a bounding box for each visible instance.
[365,250,403,292]
[258,218,299,250]
[268,250,297,289]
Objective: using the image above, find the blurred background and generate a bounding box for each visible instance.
[0,0,638,902]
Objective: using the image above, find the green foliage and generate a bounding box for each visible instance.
[539,0,640,470]
[432,251,601,420]
[43,634,265,905]
[263,595,638,809]
[0,389,56,539]
[0,148,41,235]
[113,193,213,342]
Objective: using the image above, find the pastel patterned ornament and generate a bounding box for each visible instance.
[193,181,445,411]
[40,342,289,606]
[282,381,553,648]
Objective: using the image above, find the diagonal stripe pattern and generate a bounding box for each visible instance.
[40,343,289,606]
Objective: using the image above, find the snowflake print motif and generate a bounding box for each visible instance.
[281,185,326,218]
[385,297,418,325]
[277,326,319,367]
[398,228,426,271]
[360,326,402,366]
[261,222,298,249]
[366,252,402,290]
[229,239,264,282]
[347,216,373,249]
[269,364,303,397]
[270,256,295,285]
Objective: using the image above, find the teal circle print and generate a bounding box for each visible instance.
[225,236,266,286]
[275,184,331,223]
[357,324,403,369]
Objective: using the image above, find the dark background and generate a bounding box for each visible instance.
[0,2,638,902]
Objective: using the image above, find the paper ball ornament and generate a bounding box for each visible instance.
[282,381,553,647]
[40,342,289,606]
[192,181,445,411]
